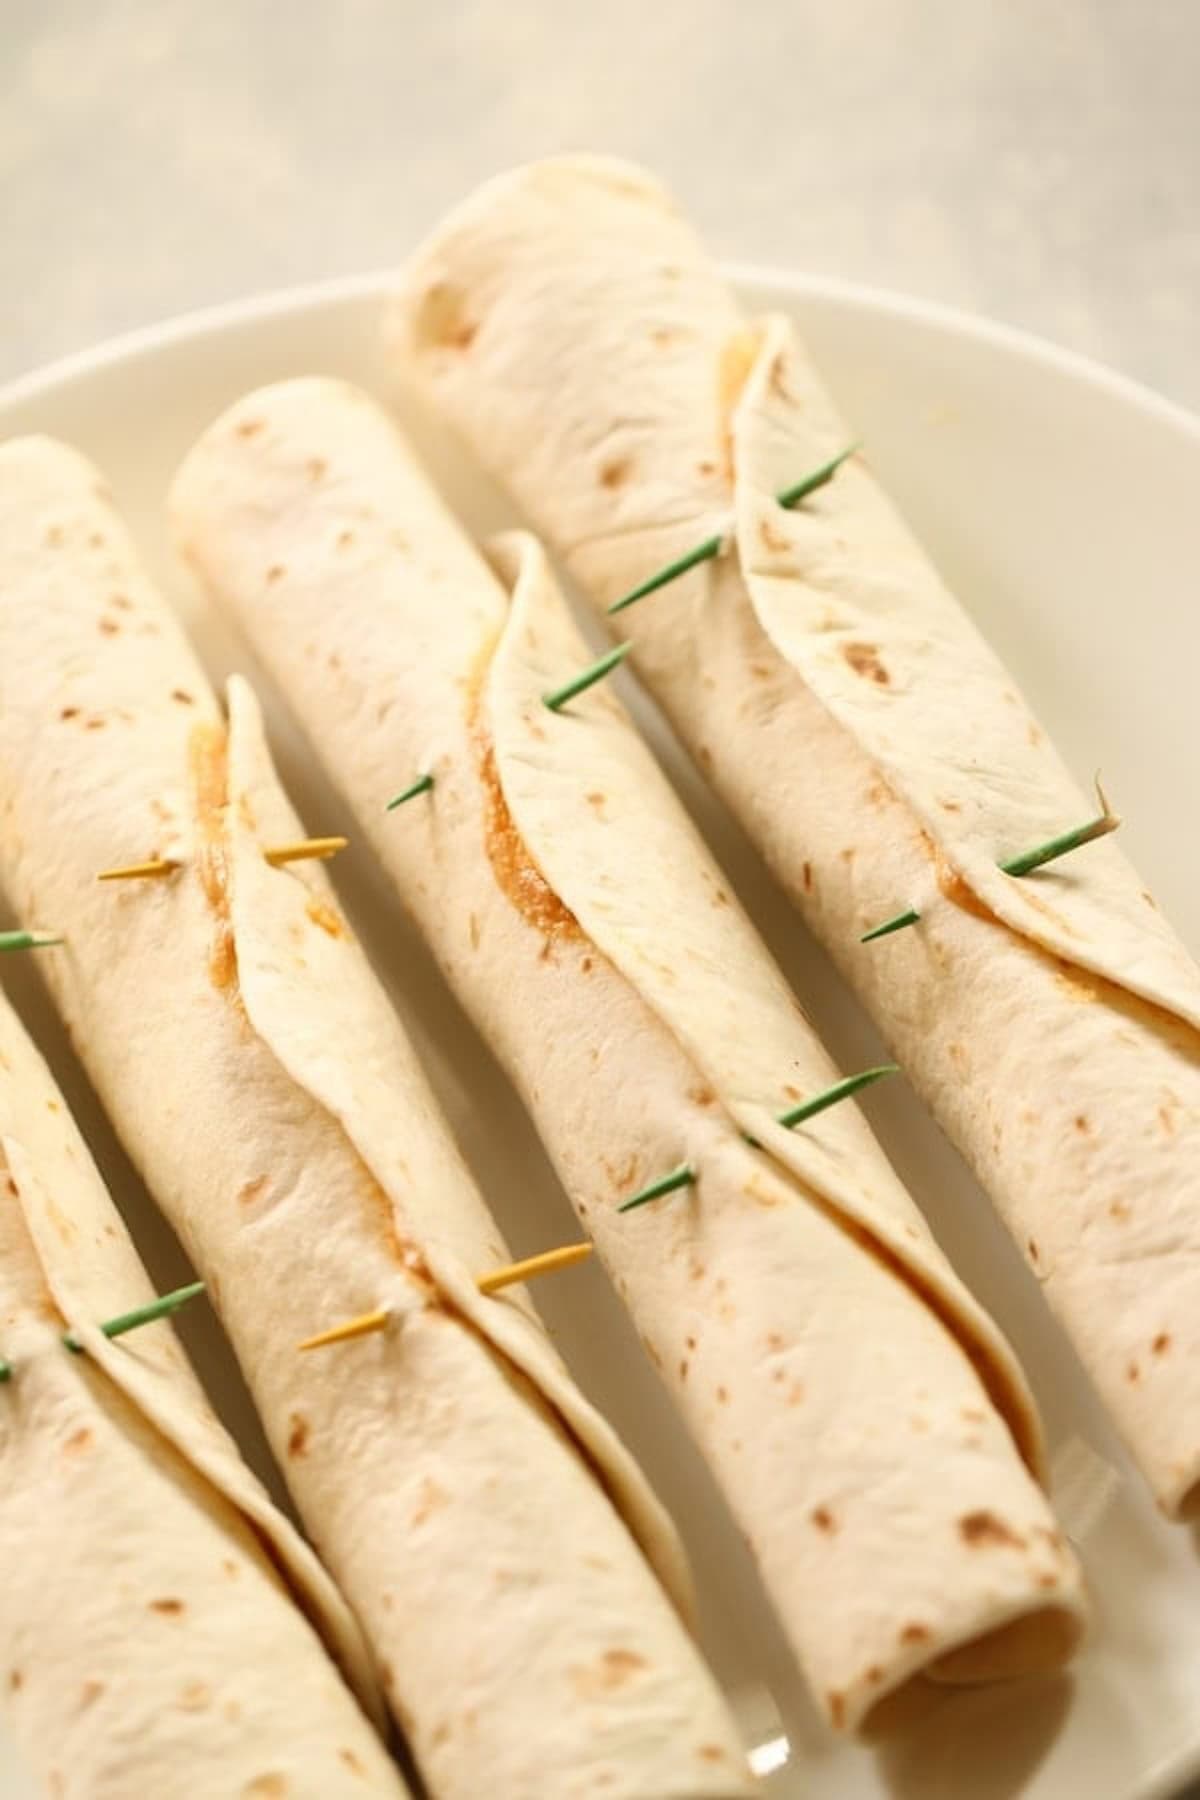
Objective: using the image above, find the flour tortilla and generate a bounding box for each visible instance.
[389,155,1200,1519]
[0,986,405,1799]
[171,377,1087,1733]
[0,434,746,1800]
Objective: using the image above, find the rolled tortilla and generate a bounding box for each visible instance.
[0,435,748,1800]
[387,156,1200,1521]
[171,377,1087,1735]
[0,984,405,1799]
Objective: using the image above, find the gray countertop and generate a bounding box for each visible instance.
[3,0,1198,411]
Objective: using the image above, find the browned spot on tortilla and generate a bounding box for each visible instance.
[1153,1332,1171,1355]
[571,1649,648,1698]
[1109,1199,1131,1221]
[842,641,890,685]
[828,1691,846,1730]
[265,564,286,584]
[243,1778,287,1799]
[223,1559,239,1578]
[759,517,790,553]
[336,529,355,550]
[959,1511,1025,1549]
[84,716,106,730]
[651,326,685,349]
[788,1380,805,1406]
[1054,962,1100,1004]
[717,328,763,481]
[715,1384,729,1405]
[686,1334,698,1351]
[59,706,80,720]
[304,898,344,939]
[468,911,481,950]
[79,1679,105,1708]
[238,1175,269,1209]
[149,1598,185,1616]
[1027,1238,1040,1263]
[98,616,120,635]
[471,706,581,948]
[598,456,633,490]
[697,744,713,771]
[8,1670,22,1692]
[44,524,65,547]
[688,1083,716,1107]
[1127,1361,1141,1383]
[1073,1113,1091,1134]
[710,886,730,907]
[580,955,593,972]
[585,790,608,816]
[948,1041,968,1071]
[641,1335,664,1372]
[287,1414,310,1458]
[900,1623,931,1646]
[170,688,194,706]
[306,457,327,482]
[337,1748,367,1776]
[177,1681,212,1712]
[698,1744,729,1763]
[866,1664,885,1685]
[411,1476,449,1527]
[961,1407,986,1424]
[811,1505,837,1534]
[235,418,264,439]
[64,1427,93,1455]
[1159,1104,1177,1135]
[1036,1572,1060,1591]
[679,1359,689,1381]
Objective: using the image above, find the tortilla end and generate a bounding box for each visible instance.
[923,1602,1085,1686]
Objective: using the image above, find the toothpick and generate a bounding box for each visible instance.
[262,836,348,867]
[617,1163,696,1214]
[97,858,179,882]
[475,1241,593,1295]
[0,931,62,954]
[607,442,859,615]
[998,779,1119,877]
[861,783,1120,944]
[299,1307,391,1353]
[299,1243,595,1352]
[98,838,348,882]
[0,1359,10,1384]
[860,907,922,944]
[63,1280,206,1355]
[776,1063,900,1130]
[386,774,434,811]
[543,642,632,713]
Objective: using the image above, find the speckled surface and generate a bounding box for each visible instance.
[2,0,1197,408]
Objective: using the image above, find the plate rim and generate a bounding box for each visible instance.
[2,262,1198,456]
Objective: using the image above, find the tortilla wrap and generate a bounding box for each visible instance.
[387,155,1200,1521]
[0,984,405,1798]
[0,435,746,1800]
[171,377,1087,1734]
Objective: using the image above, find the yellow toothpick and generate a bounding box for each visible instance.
[476,1241,593,1295]
[262,836,348,868]
[299,1242,594,1353]
[97,858,179,882]
[98,838,348,883]
[298,1308,391,1353]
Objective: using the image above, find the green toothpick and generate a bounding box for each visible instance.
[606,442,859,616]
[543,641,632,713]
[860,786,1120,944]
[860,907,922,944]
[618,1163,696,1214]
[608,536,724,615]
[0,931,62,954]
[386,773,434,811]
[63,1280,206,1355]
[0,1359,11,1384]
[777,1063,899,1130]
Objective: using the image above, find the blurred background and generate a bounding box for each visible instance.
[3,0,1197,405]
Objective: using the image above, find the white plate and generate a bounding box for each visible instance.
[1,271,1199,1800]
